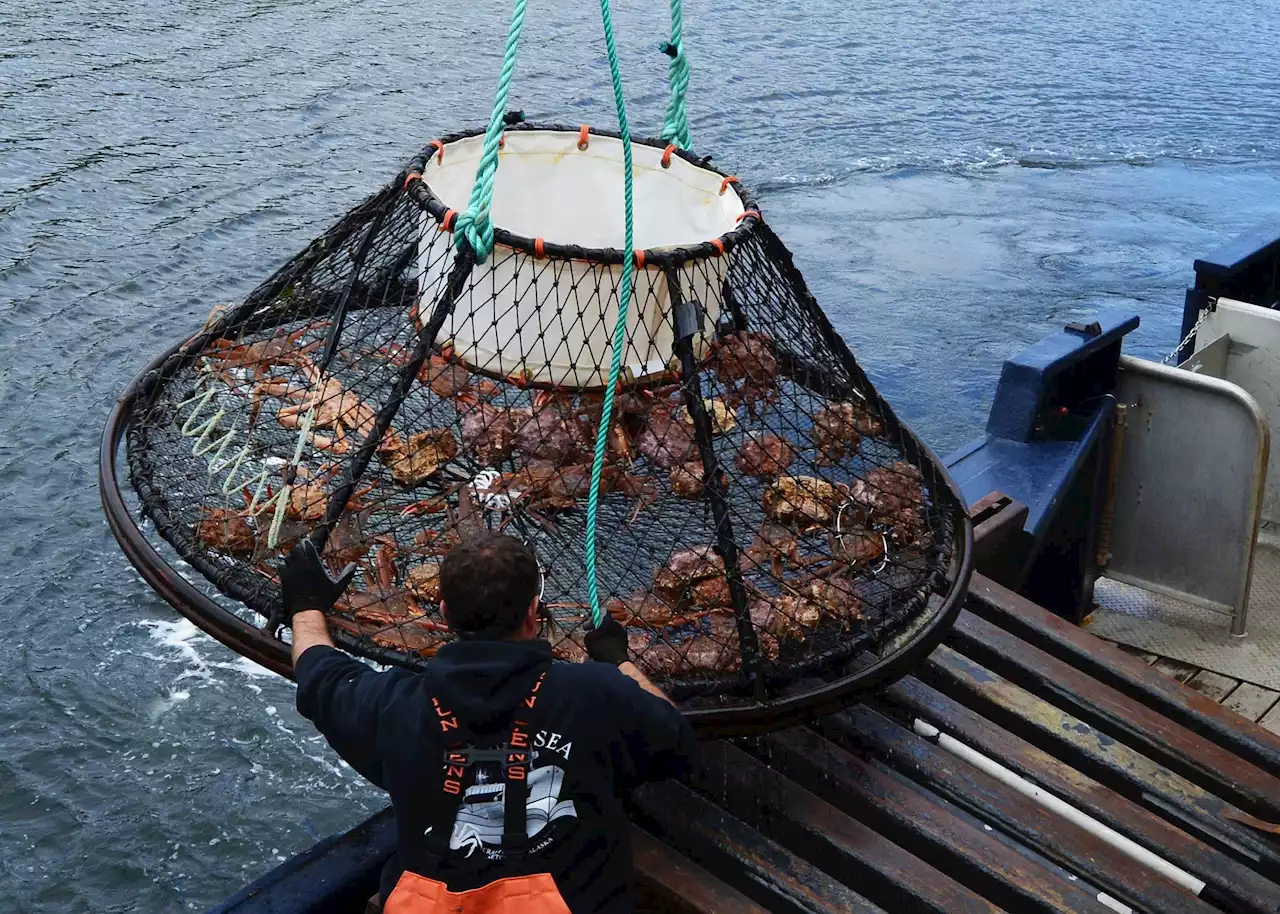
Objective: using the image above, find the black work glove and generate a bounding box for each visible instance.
[584,616,629,666]
[279,538,356,624]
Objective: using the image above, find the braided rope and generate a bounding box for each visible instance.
[454,0,529,261]
[583,0,637,628]
[660,0,692,149]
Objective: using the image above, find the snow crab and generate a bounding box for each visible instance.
[668,461,705,499]
[763,475,846,530]
[652,545,731,610]
[380,428,459,487]
[675,397,738,434]
[634,409,696,469]
[196,507,257,556]
[734,433,796,479]
[460,403,528,466]
[811,401,867,464]
[710,330,779,415]
[202,326,321,381]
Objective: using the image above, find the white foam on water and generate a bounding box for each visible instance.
[132,617,288,719]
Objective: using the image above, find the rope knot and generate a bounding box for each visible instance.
[452,211,493,263]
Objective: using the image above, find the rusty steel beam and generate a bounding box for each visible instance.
[921,643,1280,877]
[966,573,1280,774]
[690,739,1003,914]
[880,674,1280,914]
[822,705,1221,914]
[946,608,1280,821]
[633,780,888,914]
[631,827,771,914]
[755,726,1111,913]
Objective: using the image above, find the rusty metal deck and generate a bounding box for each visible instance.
[632,572,1280,914]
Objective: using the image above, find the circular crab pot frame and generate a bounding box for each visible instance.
[101,124,973,736]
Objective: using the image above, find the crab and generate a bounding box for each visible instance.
[810,402,868,464]
[202,326,320,379]
[373,343,492,408]
[378,428,459,487]
[282,467,373,525]
[734,433,796,479]
[635,410,696,469]
[325,614,449,658]
[865,462,924,503]
[742,523,804,577]
[460,404,528,466]
[606,591,709,628]
[514,399,590,466]
[711,330,780,415]
[336,536,452,633]
[197,508,257,556]
[750,595,821,636]
[258,361,379,454]
[641,612,780,676]
[479,463,596,512]
[406,561,442,603]
[373,621,451,658]
[846,463,928,547]
[675,397,738,434]
[668,461,705,499]
[321,508,377,569]
[763,475,845,529]
[830,526,887,571]
[652,545,731,609]
[544,616,590,663]
[423,352,497,407]
[761,578,863,638]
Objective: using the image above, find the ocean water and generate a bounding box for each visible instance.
[2,0,1279,909]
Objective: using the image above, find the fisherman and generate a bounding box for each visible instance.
[284,531,696,913]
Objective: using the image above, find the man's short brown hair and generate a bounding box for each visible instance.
[439,532,540,638]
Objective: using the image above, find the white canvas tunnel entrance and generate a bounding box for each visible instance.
[416,130,745,388]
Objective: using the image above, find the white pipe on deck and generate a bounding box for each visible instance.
[911,719,1207,898]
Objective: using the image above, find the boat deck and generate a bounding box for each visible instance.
[1111,643,1280,731]
[625,573,1280,914]
[1089,536,1280,694]
[426,576,1280,914]
[233,571,1280,914]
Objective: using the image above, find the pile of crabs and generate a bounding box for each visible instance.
[183,323,931,680]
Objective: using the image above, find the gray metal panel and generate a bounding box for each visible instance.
[1196,298,1280,526]
[1108,356,1267,634]
[1179,331,1230,379]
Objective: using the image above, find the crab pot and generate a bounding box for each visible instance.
[103,124,972,735]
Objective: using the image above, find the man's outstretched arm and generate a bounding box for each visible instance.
[282,541,403,789]
[291,608,335,666]
[619,660,674,704]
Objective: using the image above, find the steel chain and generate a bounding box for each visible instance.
[1160,301,1215,365]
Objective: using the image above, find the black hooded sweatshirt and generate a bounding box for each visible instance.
[295,639,696,913]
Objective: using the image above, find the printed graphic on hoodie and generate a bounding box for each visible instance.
[443,729,578,861]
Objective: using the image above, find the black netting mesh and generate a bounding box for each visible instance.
[122,126,968,714]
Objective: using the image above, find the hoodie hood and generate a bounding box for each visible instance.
[425,638,554,732]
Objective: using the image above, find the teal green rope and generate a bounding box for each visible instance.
[454,0,529,262]
[583,0,637,629]
[660,0,692,149]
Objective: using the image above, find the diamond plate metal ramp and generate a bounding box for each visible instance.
[1089,541,1280,690]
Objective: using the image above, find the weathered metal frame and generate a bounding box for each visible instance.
[1108,355,1268,636]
